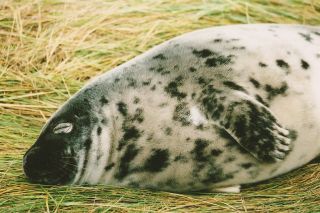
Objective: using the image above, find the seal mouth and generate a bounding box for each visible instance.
[23,146,78,185]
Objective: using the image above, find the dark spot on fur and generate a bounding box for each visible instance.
[197,77,212,86]
[97,154,102,163]
[249,78,260,88]
[276,59,290,70]
[259,62,267,67]
[205,53,233,67]
[173,102,191,126]
[116,144,139,180]
[97,127,102,135]
[265,82,288,100]
[192,138,235,184]
[189,67,197,72]
[153,54,166,60]
[158,102,168,108]
[84,138,92,150]
[192,49,213,58]
[231,46,245,50]
[151,85,156,91]
[104,162,115,171]
[191,92,196,99]
[157,67,163,73]
[144,149,170,172]
[299,32,312,42]
[203,168,233,184]
[224,156,235,163]
[133,97,140,104]
[255,94,269,107]
[200,85,223,119]
[118,125,141,150]
[196,124,204,130]
[160,68,170,75]
[301,59,310,70]
[153,66,170,75]
[211,149,223,156]
[142,79,151,86]
[219,97,226,102]
[100,97,109,105]
[147,133,154,141]
[127,77,137,87]
[164,127,172,135]
[288,129,298,141]
[123,126,140,141]
[241,163,254,169]
[213,38,222,43]
[174,155,188,163]
[164,76,187,100]
[78,138,92,179]
[117,102,128,116]
[191,139,209,162]
[133,108,144,123]
[223,81,247,93]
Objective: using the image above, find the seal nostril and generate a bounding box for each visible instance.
[23,147,39,168]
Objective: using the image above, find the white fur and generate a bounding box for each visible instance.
[79,107,112,184]
[189,106,207,126]
[85,126,111,184]
[72,149,85,184]
[78,131,98,184]
[212,185,241,193]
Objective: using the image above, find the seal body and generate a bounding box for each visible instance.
[23,24,320,192]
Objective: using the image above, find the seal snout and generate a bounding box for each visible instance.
[23,145,77,185]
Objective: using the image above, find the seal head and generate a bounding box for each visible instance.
[23,97,97,184]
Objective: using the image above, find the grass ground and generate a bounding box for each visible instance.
[0,0,320,212]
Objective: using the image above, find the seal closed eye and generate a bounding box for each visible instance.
[53,123,73,134]
[23,24,320,192]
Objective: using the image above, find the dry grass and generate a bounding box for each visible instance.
[0,0,320,212]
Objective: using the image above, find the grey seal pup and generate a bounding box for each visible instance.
[23,24,320,193]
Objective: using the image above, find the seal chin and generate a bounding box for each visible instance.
[23,146,78,185]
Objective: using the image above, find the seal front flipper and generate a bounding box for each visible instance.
[200,89,292,163]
